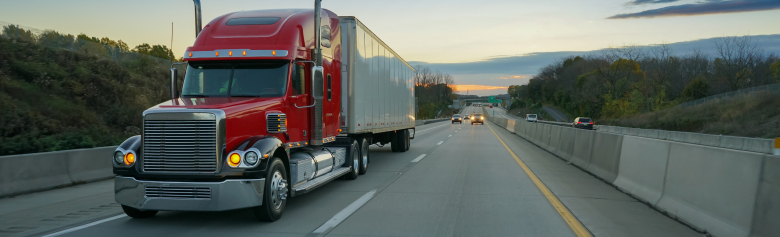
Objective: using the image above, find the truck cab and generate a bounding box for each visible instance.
[112,4,361,222]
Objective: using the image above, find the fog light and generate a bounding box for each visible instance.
[244,151,259,166]
[114,151,124,165]
[229,153,241,167]
[124,153,135,166]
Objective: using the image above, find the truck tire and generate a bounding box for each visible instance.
[344,140,360,180]
[358,137,369,175]
[253,158,288,222]
[403,129,410,152]
[121,205,157,219]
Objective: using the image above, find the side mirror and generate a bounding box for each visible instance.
[170,68,178,101]
[312,66,324,100]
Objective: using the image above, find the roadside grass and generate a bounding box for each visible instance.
[603,91,780,138]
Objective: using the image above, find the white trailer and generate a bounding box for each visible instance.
[339,16,416,135]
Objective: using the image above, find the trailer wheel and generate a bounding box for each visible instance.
[358,137,369,175]
[344,140,360,180]
[253,158,288,222]
[121,205,157,219]
[403,129,410,152]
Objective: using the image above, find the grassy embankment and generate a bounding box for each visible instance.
[0,37,173,155]
[603,91,780,138]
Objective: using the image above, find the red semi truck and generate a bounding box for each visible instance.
[112,0,415,221]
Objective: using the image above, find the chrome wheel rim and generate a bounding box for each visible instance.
[361,141,369,169]
[353,148,359,174]
[269,171,287,210]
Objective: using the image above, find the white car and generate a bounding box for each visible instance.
[525,114,538,122]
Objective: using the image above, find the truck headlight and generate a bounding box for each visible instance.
[244,151,259,166]
[114,151,124,165]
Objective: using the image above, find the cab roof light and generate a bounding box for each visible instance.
[229,51,233,57]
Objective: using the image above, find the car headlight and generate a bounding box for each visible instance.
[244,151,259,166]
[114,151,124,165]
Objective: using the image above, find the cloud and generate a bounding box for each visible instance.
[455,85,508,91]
[499,75,528,79]
[625,0,681,6]
[609,0,780,19]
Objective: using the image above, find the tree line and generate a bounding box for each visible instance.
[508,36,780,120]
[2,25,176,61]
[414,66,456,119]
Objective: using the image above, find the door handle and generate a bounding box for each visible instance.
[294,100,316,109]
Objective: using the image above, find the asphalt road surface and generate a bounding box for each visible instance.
[1,106,699,237]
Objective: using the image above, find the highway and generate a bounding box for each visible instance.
[0,106,699,237]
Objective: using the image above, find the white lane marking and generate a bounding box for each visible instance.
[448,135,452,137]
[415,123,449,134]
[455,131,458,132]
[437,141,444,145]
[313,190,377,234]
[411,154,427,163]
[42,214,127,237]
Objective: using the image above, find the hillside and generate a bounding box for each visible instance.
[602,91,780,138]
[0,36,173,155]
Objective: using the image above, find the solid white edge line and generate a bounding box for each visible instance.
[41,214,127,237]
[436,141,444,145]
[411,154,427,163]
[312,190,377,234]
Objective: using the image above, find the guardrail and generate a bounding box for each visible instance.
[597,125,774,155]
[485,113,780,237]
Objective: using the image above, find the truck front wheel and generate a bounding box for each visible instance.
[121,205,157,218]
[253,158,288,222]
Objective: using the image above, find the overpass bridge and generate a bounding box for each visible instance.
[0,106,777,237]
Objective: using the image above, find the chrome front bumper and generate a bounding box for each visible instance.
[115,176,265,211]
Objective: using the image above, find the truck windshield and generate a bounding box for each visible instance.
[181,60,289,97]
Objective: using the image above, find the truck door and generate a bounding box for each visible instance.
[288,62,311,143]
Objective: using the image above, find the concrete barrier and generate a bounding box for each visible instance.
[540,124,552,147]
[547,125,562,153]
[750,155,780,237]
[613,136,670,204]
[555,127,576,161]
[570,129,595,169]
[743,138,772,154]
[719,135,744,150]
[657,143,764,237]
[629,128,639,136]
[669,131,686,142]
[587,132,623,182]
[0,146,117,198]
[507,119,516,133]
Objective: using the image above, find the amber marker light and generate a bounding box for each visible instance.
[263,154,269,158]
[124,153,135,165]
[229,51,233,56]
[229,153,241,167]
[272,50,276,56]
[215,51,219,57]
[188,52,192,57]
[242,51,246,56]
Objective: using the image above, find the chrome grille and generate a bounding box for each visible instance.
[267,113,287,133]
[145,186,211,199]
[143,120,217,172]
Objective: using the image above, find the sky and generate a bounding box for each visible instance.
[1,0,779,95]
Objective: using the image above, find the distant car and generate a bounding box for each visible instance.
[572,117,594,129]
[525,114,538,122]
[451,114,463,124]
[471,113,484,125]
[489,105,493,108]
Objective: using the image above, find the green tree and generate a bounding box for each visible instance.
[681,76,710,100]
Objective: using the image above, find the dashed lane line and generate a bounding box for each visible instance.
[411,154,427,163]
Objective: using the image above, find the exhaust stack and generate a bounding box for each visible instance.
[311,0,325,146]
[193,0,203,37]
